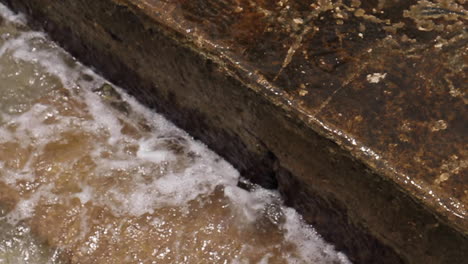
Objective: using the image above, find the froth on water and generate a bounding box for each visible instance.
[0,4,350,264]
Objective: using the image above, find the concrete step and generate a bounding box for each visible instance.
[2,0,466,263]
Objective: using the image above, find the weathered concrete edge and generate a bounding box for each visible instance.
[132,0,468,234]
[2,0,466,263]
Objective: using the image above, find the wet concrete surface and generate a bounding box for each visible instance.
[1,0,466,263]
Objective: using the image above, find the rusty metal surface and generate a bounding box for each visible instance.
[129,0,467,232]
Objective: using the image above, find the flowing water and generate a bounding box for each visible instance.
[0,4,350,264]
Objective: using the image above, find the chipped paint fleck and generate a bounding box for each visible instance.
[366,73,387,83]
[435,173,450,184]
[431,120,448,132]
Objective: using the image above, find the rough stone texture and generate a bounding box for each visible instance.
[1,0,466,263]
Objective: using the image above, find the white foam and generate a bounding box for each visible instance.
[73,185,94,205]
[0,3,26,25]
[6,183,57,224]
[82,91,124,145]
[281,207,351,264]
[0,126,12,142]
[226,186,351,263]
[259,254,273,264]
[136,138,176,163]
[224,186,274,222]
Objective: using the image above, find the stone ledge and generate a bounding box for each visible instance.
[2,0,466,263]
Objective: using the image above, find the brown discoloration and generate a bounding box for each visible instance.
[28,189,297,264]
[0,142,32,170]
[1,0,466,263]
[0,181,19,216]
